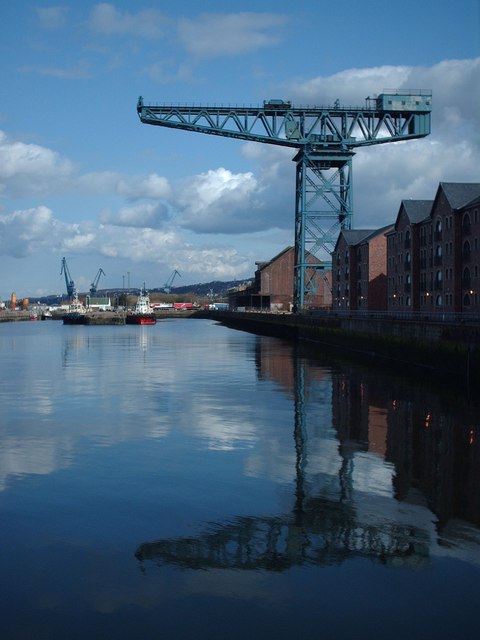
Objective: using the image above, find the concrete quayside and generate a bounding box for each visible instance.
[197,310,480,390]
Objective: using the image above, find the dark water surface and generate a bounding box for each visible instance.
[0,318,479,639]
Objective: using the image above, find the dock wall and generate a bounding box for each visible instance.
[196,311,480,388]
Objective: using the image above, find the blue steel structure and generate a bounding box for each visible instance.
[90,268,105,296]
[60,256,75,301]
[137,92,431,310]
[164,269,181,293]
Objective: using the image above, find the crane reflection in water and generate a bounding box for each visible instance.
[132,338,480,574]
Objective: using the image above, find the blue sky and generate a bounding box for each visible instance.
[0,1,479,299]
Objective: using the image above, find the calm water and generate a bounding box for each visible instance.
[0,318,479,639]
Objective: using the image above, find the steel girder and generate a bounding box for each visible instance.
[137,94,431,311]
[294,148,353,308]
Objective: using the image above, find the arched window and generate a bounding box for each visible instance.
[435,219,442,233]
[436,294,442,307]
[435,245,442,257]
[464,293,471,307]
[436,270,442,282]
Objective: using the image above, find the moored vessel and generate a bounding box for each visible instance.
[63,291,87,325]
[125,285,156,325]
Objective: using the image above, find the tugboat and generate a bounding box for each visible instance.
[125,285,156,325]
[63,290,87,325]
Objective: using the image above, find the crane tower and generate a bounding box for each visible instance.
[164,269,180,293]
[90,268,105,296]
[60,257,75,301]
[137,91,431,310]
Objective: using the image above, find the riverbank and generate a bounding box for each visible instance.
[0,309,198,324]
[0,310,36,322]
[195,310,480,389]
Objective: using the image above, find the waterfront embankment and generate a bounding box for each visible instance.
[0,310,35,322]
[196,310,480,388]
[0,309,198,324]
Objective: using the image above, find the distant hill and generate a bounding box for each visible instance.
[154,280,251,297]
[33,279,253,305]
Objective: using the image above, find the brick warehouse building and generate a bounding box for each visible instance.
[387,183,480,314]
[229,246,331,311]
[332,226,393,311]
[229,182,480,315]
[387,199,433,312]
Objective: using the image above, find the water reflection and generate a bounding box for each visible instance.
[136,337,480,572]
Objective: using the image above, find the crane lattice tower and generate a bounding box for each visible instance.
[137,91,431,310]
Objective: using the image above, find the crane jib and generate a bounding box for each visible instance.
[137,92,431,310]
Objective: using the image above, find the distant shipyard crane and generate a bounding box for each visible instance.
[163,269,180,293]
[60,256,75,301]
[90,268,105,296]
[137,92,431,310]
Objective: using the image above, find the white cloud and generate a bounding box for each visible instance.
[89,3,168,39]
[19,61,91,80]
[178,12,287,58]
[175,167,265,233]
[287,58,480,142]
[116,173,172,200]
[0,134,173,203]
[142,60,196,85]
[285,58,480,228]
[0,202,248,280]
[172,245,251,279]
[0,131,75,196]
[36,6,68,30]
[0,206,56,257]
[99,202,169,228]
[288,65,411,105]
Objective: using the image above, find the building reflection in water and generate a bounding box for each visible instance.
[136,337,480,573]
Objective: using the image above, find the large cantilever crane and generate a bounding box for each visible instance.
[60,256,75,301]
[90,268,105,296]
[137,92,431,309]
[163,269,180,293]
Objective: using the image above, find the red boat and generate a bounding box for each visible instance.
[125,286,156,325]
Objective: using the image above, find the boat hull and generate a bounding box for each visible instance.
[63,312,87,325]
[125,314,156,325]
